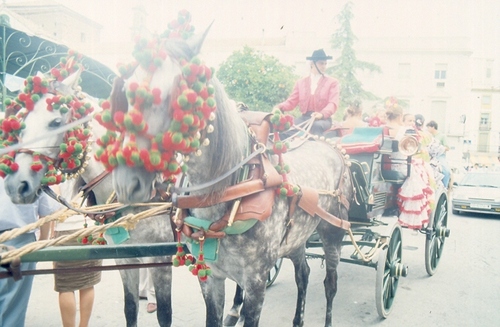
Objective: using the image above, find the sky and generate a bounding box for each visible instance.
[59,0,343,40]
[56,0,499,58]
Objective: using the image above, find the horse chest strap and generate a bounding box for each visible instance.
[297,186,351,230]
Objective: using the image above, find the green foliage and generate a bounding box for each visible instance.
[327,1,381,120]
[217,46,298,112]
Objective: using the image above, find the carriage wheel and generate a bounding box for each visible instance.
[375,224,408,318]
[266,258,283,288]
[425,193,451,276]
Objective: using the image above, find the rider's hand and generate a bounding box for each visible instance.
[272,106,282,114]
[312,112,323,120]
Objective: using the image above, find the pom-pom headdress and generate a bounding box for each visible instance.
[94,10,216,184]
[0,50,95,185]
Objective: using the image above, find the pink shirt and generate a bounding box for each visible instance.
[278,75,339,119]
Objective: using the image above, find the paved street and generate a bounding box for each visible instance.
[26,212,500,326]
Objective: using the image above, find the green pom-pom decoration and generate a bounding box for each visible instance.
[170,120,182,132]
[31,94,40,102]
[171,132,183,144]
[116,152,126,165]
[150,153,161,165]
[168,162,179,172]
[108,156,117,167]
[74,143,83,153]
[190,139,200,149]
[183,115,194,125]
[177,94,188,108]
[206,97,215,108]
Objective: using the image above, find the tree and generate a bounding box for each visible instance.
[217,46,297,112]
[328,1,381,120]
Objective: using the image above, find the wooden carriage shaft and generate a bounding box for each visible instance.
[0,261,173,279]
[1,242,186,263]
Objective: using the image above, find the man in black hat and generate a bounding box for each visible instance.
[276,49,339,135]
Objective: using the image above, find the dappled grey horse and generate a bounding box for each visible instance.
[100,16,353,327]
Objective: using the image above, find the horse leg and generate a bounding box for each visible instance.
[288,247,310,327]
[236,276,268,327]
[116,259,140,327]
[200,275,226,327]
[150,263,172,327]
[223,284,244,327]
[316,221,345,327]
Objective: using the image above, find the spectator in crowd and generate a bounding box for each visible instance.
[368,107,387,127]
[139,268,157,313]
[414,114,426,132]
[384,101,404,138]
[426,120,451,188]
[0,178,60,327]
[402,113,415,128]
[342,99,366,134]
[53,215,102,327]
[276,49,339,136]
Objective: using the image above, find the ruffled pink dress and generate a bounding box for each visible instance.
[396,131,435,229]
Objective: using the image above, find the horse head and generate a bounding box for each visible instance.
[1,53,97,204]
[95,13,238,204]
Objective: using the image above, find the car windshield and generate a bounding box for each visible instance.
[459,173,500,188]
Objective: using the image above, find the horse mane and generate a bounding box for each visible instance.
[197,77,248,194]
[155,38,248,195]
[110,77,129,114]
[4,106,16,118]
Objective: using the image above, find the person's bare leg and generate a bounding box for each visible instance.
[59,292,76,327]
[78,287,95,327]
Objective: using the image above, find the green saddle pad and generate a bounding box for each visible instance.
[184,216,258,262]
[105,226,130,245]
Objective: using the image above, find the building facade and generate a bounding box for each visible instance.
[2,0,499,167]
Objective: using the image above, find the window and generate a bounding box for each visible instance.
[434,65,447,79]
[398,63,411,79]
[486,68,492,79]
[481,95,491,109]
[479,112,491,131]
[434,63,447,87]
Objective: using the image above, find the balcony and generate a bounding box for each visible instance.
[479,123,491,131]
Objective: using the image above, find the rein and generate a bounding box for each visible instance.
[42,185,129,217]
[172,141,266,194]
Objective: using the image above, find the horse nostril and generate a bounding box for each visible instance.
[129,177,142,195]
[18,181,31,197]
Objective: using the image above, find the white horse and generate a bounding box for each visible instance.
[1,68,174,327]
[99,15,353,327]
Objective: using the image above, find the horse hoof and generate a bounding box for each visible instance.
[223,314,239,327]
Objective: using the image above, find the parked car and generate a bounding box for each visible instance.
[452,171,500,215]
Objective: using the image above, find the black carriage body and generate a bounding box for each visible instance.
[343,133,407,223]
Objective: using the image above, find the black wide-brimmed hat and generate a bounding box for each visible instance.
[306,49,332,61]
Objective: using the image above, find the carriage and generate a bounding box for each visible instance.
[266,125,451,318]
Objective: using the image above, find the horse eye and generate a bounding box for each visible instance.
[49,118,62,128]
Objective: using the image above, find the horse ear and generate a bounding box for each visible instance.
[61,68,83,90]
[186,21,214,56]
